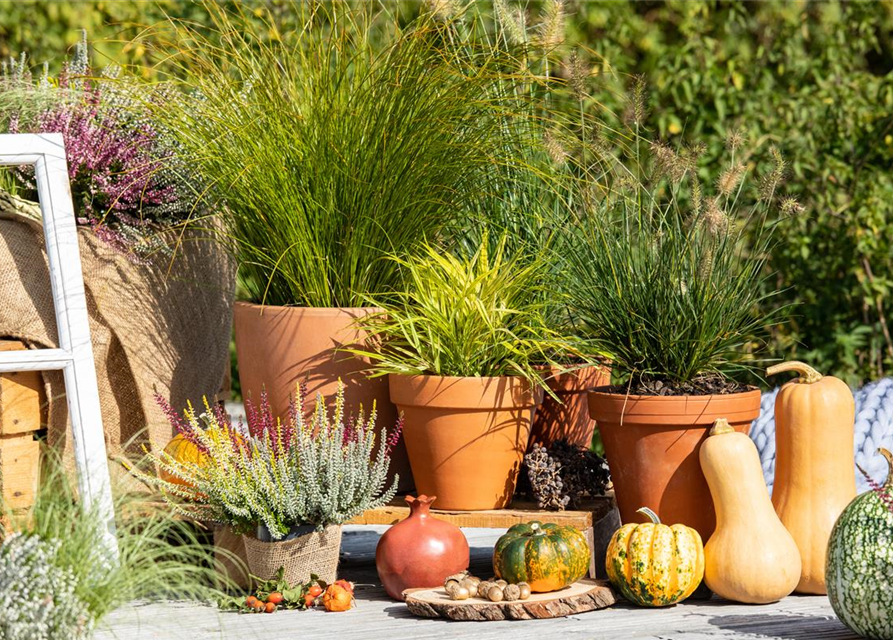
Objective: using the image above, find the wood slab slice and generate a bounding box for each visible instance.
[403,579,616,621]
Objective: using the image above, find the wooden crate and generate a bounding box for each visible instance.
[0,340,43,511]
[0,341,44,435]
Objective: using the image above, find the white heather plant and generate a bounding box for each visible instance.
[0,534,92,640]
[141,382,401,539]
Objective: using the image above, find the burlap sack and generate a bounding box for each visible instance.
[0,191,235,486]
[243,524,342,585]
[213,525,251,590]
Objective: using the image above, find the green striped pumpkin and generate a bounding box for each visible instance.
[492,522,590,593]
[827,448,893,640]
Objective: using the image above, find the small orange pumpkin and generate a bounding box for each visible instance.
[159,433,208,488]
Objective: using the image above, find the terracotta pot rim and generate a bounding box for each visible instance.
[389,373,542,410]
[587,385,760,401]
[234,300,380,314]
[588,387,761,424]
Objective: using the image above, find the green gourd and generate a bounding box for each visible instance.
[827,448,893,640]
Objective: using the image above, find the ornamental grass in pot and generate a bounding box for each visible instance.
[564,120,795,539]
[354,239,575,511]
[152,5,527,490]
[137,382,399,587]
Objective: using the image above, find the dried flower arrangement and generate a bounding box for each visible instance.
[0,32,197,259]
[140,383,400,540]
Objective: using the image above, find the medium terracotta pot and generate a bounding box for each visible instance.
[389,375,541,510]
[233,302,413,491]
[376,495,469,600]
[529,364,611,450]
[587,388,760,541]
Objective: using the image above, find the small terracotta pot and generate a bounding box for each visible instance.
[233,302,413,491]
[587,388,760,541]
[376,495,470,600]
[529,364,611,449]
[389,375,541,510]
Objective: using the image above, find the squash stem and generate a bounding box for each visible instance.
[709,418,735,436]
[880,448,893,488]
[636,507,661,525]
[766,360,823,384]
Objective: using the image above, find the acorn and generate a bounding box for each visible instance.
[450,586,470,601]
[445,581,462,598]
[461,579,478,598]
[518,582,531,600]
[446,572,468,583]
[467,576,482,585]
[487,586,504,602]
[495,579,508,588]
[477,581,492,597]
[503,584,521,601]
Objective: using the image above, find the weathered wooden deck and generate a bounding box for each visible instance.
[96,526,857,640]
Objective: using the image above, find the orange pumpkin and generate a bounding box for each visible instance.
[159,433,208,488]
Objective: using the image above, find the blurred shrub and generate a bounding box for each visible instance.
[559,0,893,386]
[1,0,891,384]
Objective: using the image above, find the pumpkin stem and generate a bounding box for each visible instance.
[880,448,893,488]
[709,418,735,436]
[636,507,661,525]
[766,360,823,384]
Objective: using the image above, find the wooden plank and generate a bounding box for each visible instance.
[404,579,617,621]
[0,340,44,435]
[346,495,614,530]
[94,526,861,640]
[0,433,39,509]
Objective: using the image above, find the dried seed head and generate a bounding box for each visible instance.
[690,178,703,217]
[543,128,568,165]
[426,0,460,21]
[703,197,729,236]
[568,50,588,101]
[650,141,686,183]
[626,74,648,127]
[538,0,565,50]
[495,0,528,45]
[780,196,805,216]
[725,128,746,153]
[759,146,787,202]
[717,161,746,197]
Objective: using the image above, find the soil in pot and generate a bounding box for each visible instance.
[588,382,760,541]
[233,302,412,491]
[390,375,541,511]
[529,364,610,450]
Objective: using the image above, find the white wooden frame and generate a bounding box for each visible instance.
[0,133,116,552]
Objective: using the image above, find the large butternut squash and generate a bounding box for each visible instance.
[700,419,801,604]
[767,360,856,595]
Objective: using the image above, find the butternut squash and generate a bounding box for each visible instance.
[700,419,801,604]
[767,360,856,595]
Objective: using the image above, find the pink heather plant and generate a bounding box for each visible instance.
[139,382,401,536]
[1,34,195,258]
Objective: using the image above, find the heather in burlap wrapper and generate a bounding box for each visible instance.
[243,524,342,585]
[0,191,235,486]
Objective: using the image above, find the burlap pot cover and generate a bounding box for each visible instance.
[213,525,251,590]
[0,191,235,485]
[243,524,342,585]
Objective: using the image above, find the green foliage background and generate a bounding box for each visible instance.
[1,0,891,386]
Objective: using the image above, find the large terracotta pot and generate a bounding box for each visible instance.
[389,375,541,510]
[587,388,761,541]
[233,302,412,491]
[376,495,469,600]
[529,364,610,450]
